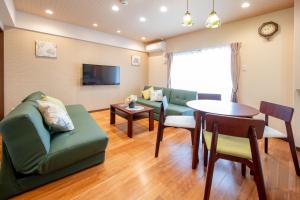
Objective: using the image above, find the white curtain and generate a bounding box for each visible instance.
[170,45,232,101]
[230,42,242,102]
[166,52,173,88]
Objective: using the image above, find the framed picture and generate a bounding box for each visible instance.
[35,40,57,58]
[131,55,141,66]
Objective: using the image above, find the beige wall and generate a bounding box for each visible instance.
[293,0,300,146]
[167,8,294,107]
[167,8,294,109]
[148,52,167,87]
[4,28,148,114]
[149,8,294,136]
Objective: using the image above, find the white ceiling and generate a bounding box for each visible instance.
[13,0,293,43]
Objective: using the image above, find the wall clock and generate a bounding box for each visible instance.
[258,21,279,40]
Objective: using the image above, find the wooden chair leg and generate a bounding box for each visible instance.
[264,138,268,154]
[192,112,201,169]
[190,129,194,145]
[201,117,205,144]
[160,127,164,142]
[155,125,163,157]
[253,162,267,200]
[204,143,208,167]
[286,123,300,176]
[249,129,267,200]
[241,163,246,177]
[204,127,218,200]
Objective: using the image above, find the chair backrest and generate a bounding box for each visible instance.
[198,93,221,101]
[159,96,168,123]
[206,114,265,139]
[260,101,294,123]
[160,96,169,114]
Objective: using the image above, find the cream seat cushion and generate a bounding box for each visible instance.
[164,116,195,129]
[263,126,287,138]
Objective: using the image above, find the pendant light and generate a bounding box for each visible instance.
[206,0,221,28]
[182,0,193,27]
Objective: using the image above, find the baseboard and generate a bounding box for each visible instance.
[88,108,109,113]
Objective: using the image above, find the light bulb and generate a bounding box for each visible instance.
[205,11,221,28]
[182,11,193,27]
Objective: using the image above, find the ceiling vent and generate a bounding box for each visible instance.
[145,41,166,53]
[120,0,128,5]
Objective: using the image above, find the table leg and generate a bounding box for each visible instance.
[192,111,201,169]
[110,106,115,124]
[128,115,133,138]
[149,110,154,131]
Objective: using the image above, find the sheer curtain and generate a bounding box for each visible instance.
[230,42,242,102]
[166,52,173,88]
[170,45,232,101]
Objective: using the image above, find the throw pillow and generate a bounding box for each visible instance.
[22,91,46,102]
[41,95,66,111]
[142,87,154,100]
[150,90,163,101]
[36,100,74,133]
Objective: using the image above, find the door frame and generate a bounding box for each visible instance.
[0,28,4,119]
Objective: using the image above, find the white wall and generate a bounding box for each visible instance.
[148,8,294,137]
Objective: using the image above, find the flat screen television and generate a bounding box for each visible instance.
[82,64,120,85]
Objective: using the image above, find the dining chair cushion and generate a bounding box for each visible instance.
[204,131,252,160]
[164,116,195,129]
[263,126,287,138]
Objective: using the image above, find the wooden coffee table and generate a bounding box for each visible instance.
[110,103,154,138]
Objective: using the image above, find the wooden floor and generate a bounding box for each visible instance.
[5,110,300,200]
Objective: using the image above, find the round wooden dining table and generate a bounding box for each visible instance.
[186,100,260,169]
[187,100,260,117]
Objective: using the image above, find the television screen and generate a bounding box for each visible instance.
[82,64,120,85]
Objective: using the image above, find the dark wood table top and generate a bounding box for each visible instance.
[187,100,259,117]
[111,103,154,115]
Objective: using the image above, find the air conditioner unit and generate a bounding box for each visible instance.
[145,41,166,52]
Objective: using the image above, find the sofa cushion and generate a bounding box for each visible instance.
[136,97,161,113]
[0,101,50,174]
[167,103,195,116]
[204,131,252,160]
[22,91,45,102]
[169,89,197,106]
[41,95,67,111]
[36,100,75,133]
[38,105,108,174]
[144,86,172,102]
[142,87,154,100]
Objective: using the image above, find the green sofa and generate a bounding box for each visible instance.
[0,92,108,199]
[137,86,197,120]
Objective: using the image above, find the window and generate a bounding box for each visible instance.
[170,45,232,101]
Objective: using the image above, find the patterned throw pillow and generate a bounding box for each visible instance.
[142,87,154,100]
[36,100,74,133]
[150,90,163,101]
[41,95,66,111]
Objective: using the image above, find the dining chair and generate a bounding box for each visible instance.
[202,114,266,200]
[260,101,300,176]
[198,93,221,101]
[155,96,196,157]
[197,93,222,144]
